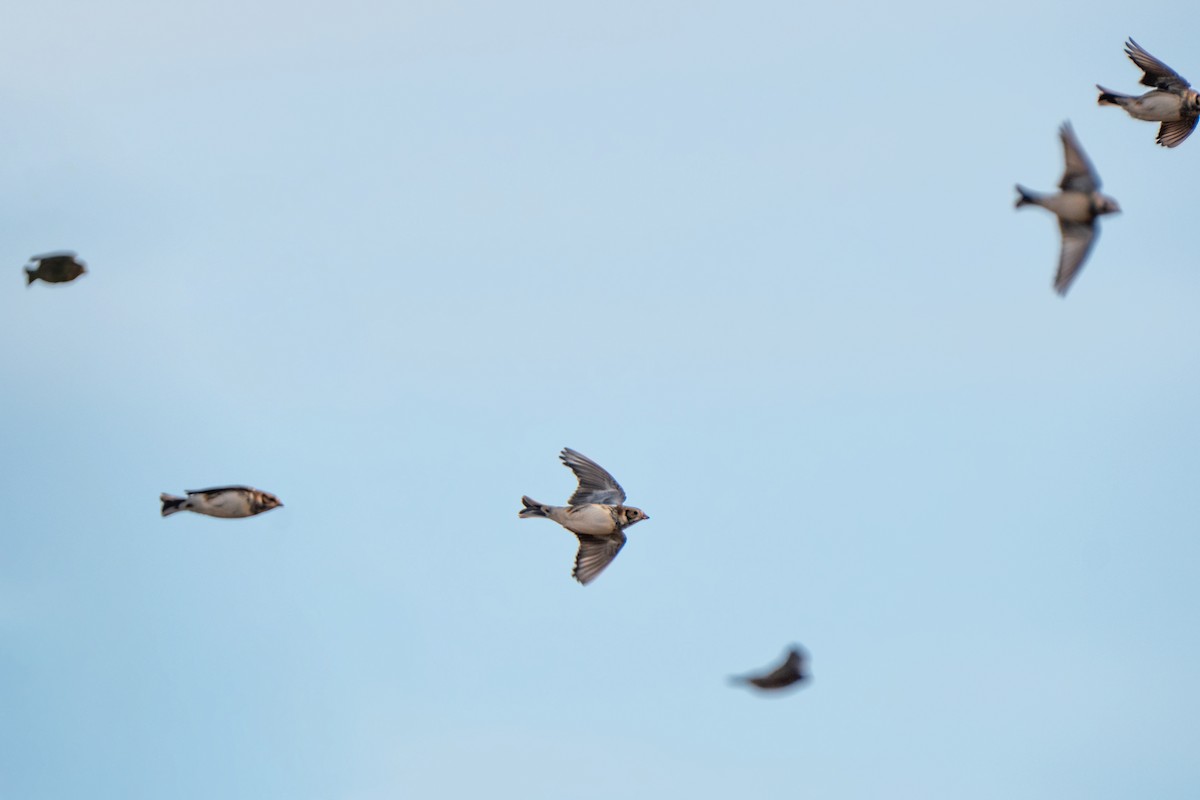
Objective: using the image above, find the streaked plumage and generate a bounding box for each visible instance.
[1015,122,1120,296]
[519,448,649,585]
[1097,38,1200,147]
[24,251,86,286]
[730,645,810,692]
[160,486,283,518]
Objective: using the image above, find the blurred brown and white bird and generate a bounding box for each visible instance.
[730,645,810,692]
[519,447,649,585]
[160,486,283,518]
[1015,122,1120,296]
[1097,38,1200,147]
[24,251,86,286]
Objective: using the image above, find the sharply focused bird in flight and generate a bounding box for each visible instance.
[519,447,649,585]
[1097,38,1200,148]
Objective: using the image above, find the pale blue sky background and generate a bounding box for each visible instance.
[3,2,1200,798]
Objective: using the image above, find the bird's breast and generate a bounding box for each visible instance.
[191,492,253,518]
[561,504,619,535]
[1044,192,1095,224]
[1130,92,1185,121]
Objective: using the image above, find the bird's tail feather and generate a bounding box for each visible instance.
[160,493,186,517]
[1014,185,1036,208]
[1096,85,1131,106]
[519,496,547,518]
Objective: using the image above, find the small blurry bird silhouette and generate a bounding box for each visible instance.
[160,486,283,519]
[730,645,810,693]
[24,251,86,286]
[519,447,649,585]
[1014,122,1120,296]
[1097,38,1200,148]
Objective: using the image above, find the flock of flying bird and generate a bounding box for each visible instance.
[1016,38,1200,296]
[20,36,1196,696]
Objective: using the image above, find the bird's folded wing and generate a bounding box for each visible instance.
[187,486,252,496]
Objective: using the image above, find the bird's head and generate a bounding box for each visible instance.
[1095,193,1121,216]
[257,491,284,512]
[621,506,649,527]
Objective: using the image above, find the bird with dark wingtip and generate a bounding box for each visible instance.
[1097,38,1200,148]
[730,645,811,692]
[24,251,86,286]
[1015,122,1120,296]
[519,448,649,585]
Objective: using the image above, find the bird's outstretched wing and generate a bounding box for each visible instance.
[1054,220,1098,296]
[1158,117,1199,148]
[1058,122,1100,194]
[1125,38,1192,92]
[572,532,626,585]
[560,448,627,506]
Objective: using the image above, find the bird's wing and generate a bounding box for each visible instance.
[1126,38,1192,91]
[783,646,809,679]
[186,485,252,496]
[31,253,80,268]
[572,532,626,585]
[30,250,77,262]
[753,646,809,688]
[561,448,627,505]
[1054,220,1098,296]
[1158,117,1199,148]
[1058,122,1100,193]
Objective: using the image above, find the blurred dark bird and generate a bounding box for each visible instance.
[730,645,810,692]
[519,447,649,585]
[1015,122,1120,296]
[24,251,86,286]
[161,486,283,518]
[1097,38,1200,147]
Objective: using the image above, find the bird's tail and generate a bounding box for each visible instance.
[24,268,36,286]
[1014,184,1038,209]
[1096,85,1132,106]
[519,496,548,518]
[160,493,187,517]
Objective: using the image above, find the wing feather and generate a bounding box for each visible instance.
[186,485,253,496]
[572,532,626,585]
[560,448,627,506]
[1054,220,1098,296]
[1157,117,1199,148]
[1126,38,1191,92]
[1058,122,1100,193]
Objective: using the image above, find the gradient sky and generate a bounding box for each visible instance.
[3,2,1200,798]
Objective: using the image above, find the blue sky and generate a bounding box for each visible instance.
[3,2,1200,798]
